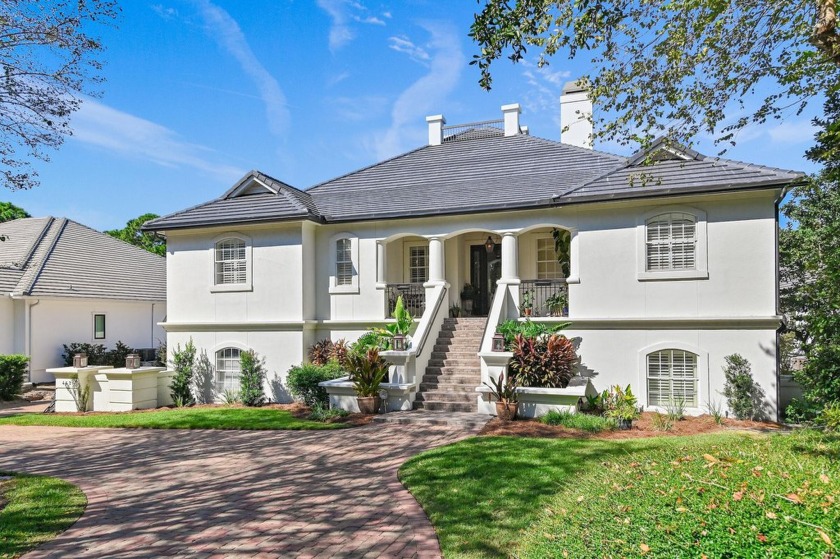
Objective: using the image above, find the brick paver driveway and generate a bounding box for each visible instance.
[0,423,472,558]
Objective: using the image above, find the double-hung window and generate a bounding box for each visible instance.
[215,238,247,285]
[647,349,698,407]
[646,213,697,271]
[215,348,241,393]
[336,238,353,286]
[536,237,563,280]
[409,245,428,284]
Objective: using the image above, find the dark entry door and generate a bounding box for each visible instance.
[470,244,502,316]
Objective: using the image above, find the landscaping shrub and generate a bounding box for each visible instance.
[347,348,389,397]
[508,333,577,388]
[169,339,196,407]
[239,349,266,407]
[496,319,569,347]
[308,338,350,368]
[651,411,673,431]
[0,354,29,401]
[722,353,765,420]
[62,343,106,366]
[287,361,346,407]
[351,331,386,354]
[602,384,640,423]
[67,374,90,412]
[540,410,615,432]
[817,401,840,432]
[102,340,135,367]
[308,402,349,422]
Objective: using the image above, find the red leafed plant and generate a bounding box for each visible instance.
[508,333,577,388]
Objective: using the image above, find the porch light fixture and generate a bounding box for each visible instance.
[492,333,506,352]
[73,353,88,368]
[125,354,141,369]
[484,235,495,253]
[392,334,407,351]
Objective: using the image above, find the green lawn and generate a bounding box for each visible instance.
[0,406,349,430]
[399,431,840,559]
[0,472,86,559]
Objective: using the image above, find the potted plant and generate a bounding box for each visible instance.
[460,283,476,315]
[520,290,534,317]
[449,303,462,318]
[347,348,389,414]
[545,291,568,317]
[483,371,519,420]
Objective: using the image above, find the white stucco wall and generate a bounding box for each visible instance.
[0,297,14,355]
[28,298,166,383]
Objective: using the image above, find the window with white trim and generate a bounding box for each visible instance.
[336,238,353,286]
[647,349,698,407]
[215,348,241,393]
[645,213,697,271]
[409,245,428,284]
[536,237,563,279]
[215,238,247,285]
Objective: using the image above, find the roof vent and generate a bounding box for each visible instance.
[560,80,593,149]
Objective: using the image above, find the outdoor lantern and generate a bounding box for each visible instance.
[393,334,407,351]
[484,235,495,253]
[73,353,88,368]
[492,333,505,352]
[125,353,141,369]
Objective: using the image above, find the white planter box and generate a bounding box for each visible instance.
[477,376,598,418]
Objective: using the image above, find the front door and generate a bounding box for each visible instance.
[470,244,502,316]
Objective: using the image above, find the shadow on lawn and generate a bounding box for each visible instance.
[399,435,709,558]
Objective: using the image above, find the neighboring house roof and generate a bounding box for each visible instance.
[143,134,804,231]
[0,217,166,301]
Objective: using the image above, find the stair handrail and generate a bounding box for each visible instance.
[414,286,447,355]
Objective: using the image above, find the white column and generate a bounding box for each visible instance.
[500,232,519,282]
[376,240,386,286]
[427,236,445,284]
[566,229,580,284]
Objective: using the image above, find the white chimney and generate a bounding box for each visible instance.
[560,80,593,149]
[501,103,521,136]
[426,114,446,146]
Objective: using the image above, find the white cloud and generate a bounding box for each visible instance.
[71,98,244,181]
[150,4,178,19]
[519,59,572,127]
[328,95,390,122]
[388,35,430,64]
[194,0,289,136]
[372,22,464,160]
[317,0,386,51]
[767,119,817,144]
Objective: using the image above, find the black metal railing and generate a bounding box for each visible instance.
[386,283,426,317]
[519,279,568,318]
[442,119,504,143]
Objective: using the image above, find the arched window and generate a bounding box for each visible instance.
[645,213,697,271]
[215,348,241,393]
[647,349,698,407]
[214,238,247,285]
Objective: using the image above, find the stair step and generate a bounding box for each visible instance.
[430,351,478,359]
[427,359,481,368]
[414,401,477,413]
[419,382,478,392]
[424,366,481,375]
[415,391,476,404]
[422,375,480,385]
[372,410,492,429]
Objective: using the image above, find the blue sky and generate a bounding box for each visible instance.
[5,1,821,231]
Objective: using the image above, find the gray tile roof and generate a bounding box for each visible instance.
[143,134,804,231]
[143,171,319,231]
[0,217,165,301]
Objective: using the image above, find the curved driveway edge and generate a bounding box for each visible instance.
[0,423,474,558]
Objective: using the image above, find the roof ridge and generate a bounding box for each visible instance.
[13,217,67,296]
[519,133,627,161]
[3,217,54,270]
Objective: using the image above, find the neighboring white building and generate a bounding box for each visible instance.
[145,92,802,420]
[0,217,167,383]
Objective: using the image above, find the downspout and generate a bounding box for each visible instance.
[151,302,157,348]
[25,299,40,384]
[774,184,793,422]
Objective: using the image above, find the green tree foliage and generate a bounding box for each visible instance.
[169,339,196,407]
[105,213,165,256]
[781,92,840,417]
[1,1,119,191]
[0,201,29,223]
[239,349,266,407]
[721,354,765,420]
[470,0,840,149]
[0,354,29,400]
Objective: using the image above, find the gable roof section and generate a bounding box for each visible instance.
[565,138,804,202]
[143,171,320,231]
[306,134,625,221]
[0,217,165,301]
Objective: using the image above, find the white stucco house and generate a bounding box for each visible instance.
[145,85,802,420]
[0,217,167,383]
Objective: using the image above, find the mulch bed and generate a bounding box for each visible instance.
[480,412,783,440]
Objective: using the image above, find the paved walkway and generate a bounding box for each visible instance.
[0,423,474,558]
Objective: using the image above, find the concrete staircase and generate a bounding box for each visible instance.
[413,317,486,413]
